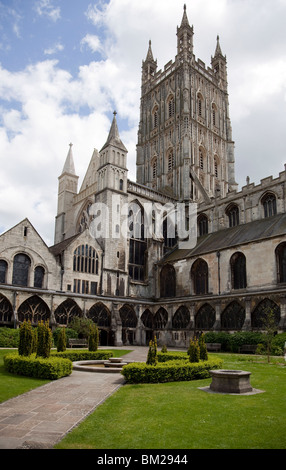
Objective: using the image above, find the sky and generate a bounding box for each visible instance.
[0,0,286,245]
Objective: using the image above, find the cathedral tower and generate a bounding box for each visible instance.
[136,4,237,203]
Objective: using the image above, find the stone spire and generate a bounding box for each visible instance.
[145,40,154,62]
[180,3,190,28]
[100,111,127,152]
[176,4,194,59]
[214,35,223,58]
[61,143,76,175]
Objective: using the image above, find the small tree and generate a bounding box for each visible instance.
[36,320,52,358]
[57,327,67,352]
[161,344,168,353]
[88,323,99,351]
[188,338,200,363]
[262,307,278,363]
[146,336,158,365]
[18,320,33,357]
[199,333,208,361]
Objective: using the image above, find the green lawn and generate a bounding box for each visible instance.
[55,353,286,450]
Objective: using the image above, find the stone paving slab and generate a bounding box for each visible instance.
[0,346,150,449]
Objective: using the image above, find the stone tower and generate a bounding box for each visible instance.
[136,4,237,203]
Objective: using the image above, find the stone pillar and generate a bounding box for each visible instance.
[242,297,251,330]
[214,300,221,330]
[111,302,123,346]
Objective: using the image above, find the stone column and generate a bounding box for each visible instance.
[242,297,251,330]
[111,302,123,346]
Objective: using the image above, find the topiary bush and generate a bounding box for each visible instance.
[146,336,158,365]
[18,320,33,357]
[4,353,72,380]
[36,321,52,358]
[57,327,67,352]
[0,327,20,347]
[121,358,223,384]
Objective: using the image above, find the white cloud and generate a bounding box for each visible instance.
[44,42,64,55]
[34,0,61,22]
[80,34,103,54]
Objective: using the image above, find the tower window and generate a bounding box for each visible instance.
[168,150,174,172]
[262,192,277,218]
[168,96,175,118]
[73,245,99,275]
[226,204,239,228]
[230,252,247,290]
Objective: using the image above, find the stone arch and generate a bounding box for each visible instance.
[87,302,111,327]
[191,258,208,295]
[119,304,137,345]
[154,307,168,329]
[251,298,280,328]
[54,299,82,326]
[275,242,286,284]
[18,295,50,324]
[172,305,190,329]
[195,303,215,330]
[0,294,13,325]
[221,301,245,330]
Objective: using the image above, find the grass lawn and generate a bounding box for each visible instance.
[0,348,130,403]
[55,353,286,450]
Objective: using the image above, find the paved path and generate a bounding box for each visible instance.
[0,346,150,449]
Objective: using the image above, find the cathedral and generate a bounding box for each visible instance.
[0,5,285,347]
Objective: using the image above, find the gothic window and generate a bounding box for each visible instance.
[163,213,177,251]
[12,253,31,287]
[152,158,157,179]
[199,148,204,170]
[172,306,190,329]
[197,93,204,117]
[128,201,147,282]
[191,259,208,295]
[275,242,286,283]
[160,264,176,297]
[34,266,45,289]
[154,307,168,329]
[88,302,111,327]
[0,260,8,284]
[119,304,137,328]
[168,95,175,118]
[54,299,82,325]
[226,204,239,227]
[212,103,217,126]
[214,157,219,178]
[167,149,174,172]
[230,252,247,289]
[195,303,215,329]
[262,192,277,218]
[0,294,13,324]
[17,295,50,324]
[73,245,99,274]
[153,106,159,128]
[198,214,208,236]
[119,179,124,191]
[251,298,280,329]
[221,301,245,330]
[141,309,153,329]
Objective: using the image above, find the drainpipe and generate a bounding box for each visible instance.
[216,251,221,295]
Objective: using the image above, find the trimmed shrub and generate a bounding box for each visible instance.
[88,323,99,351]
[188,338,200,362]
[0,327,20,348]
[53,327,78,347]
[18,320,33,357]
[158,351,188,362]
[204,331,231,351]
[121,358,223,384]
[199,333,208,361]
[4,353,72,380]
[146,336,158,365]
[57,327,66,352]
[36,321,52,358]
[51,350,114,362]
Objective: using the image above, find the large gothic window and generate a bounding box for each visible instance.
[141,309,153,329]
[160,264,176,298]
[276,242,286,284]
[0,260,8,284]
[119,304,137,328]
[191,259,208,295]
[172,306,190,329]
[12,253,31,287]
[88,302,111,327]
[197,214,208,236]
[128,201,147,282]
[226,204,239,228]
[34,266,45,289]
[54,299,82,325]
[168,95,175,118]
[0,294,13,324]
[154,307,168,329]
[195,303,215,330]
[251,298,280,328]
[230,252,247,289]
[221,301,245,330]
[73,245,99,274]
[262,192,277,218]
[18,295,50,324]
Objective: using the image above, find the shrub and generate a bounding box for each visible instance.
[57,327,67,352]
[88,323,99,351]
[4,353,72,380]
[230,332,266,352]
[53,327,78,347]
[0,327,20,347]
[161,344,168,353]
[36,321,52,358]
[52,350,114,362]
[204,331,231,351]
[69,317,94,339]
[188,338,200,362]
[146,336,158,365]
[158,351,188,362]
[199,333,208,361]
[272,332,286,353]
[121,358,223,384]
[18,320,33,357]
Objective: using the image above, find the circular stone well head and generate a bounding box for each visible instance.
[209,369,253,394]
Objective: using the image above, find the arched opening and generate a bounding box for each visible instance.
[221,301,245,330]
[18,295,50,325]
[120,304,137,345]
[261,192,277,218]
[172,306,190,329]
[191,259,208,295]
[275,242,286,284]
[154,307,168,329]
[0,294,13,325]
[54,299,82,326]
[160,264,176,298]
[251,299,280,329]
[195,303,215,330]
[0,260,8,284]
[12,253,31,287]
[87,302,112,346]
[230,252,247,289]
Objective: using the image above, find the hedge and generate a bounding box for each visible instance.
[121,358,223,384]
[157,351,189,362]
[4,353,72,380]
[0,327,20,347]
[51,350,114,362]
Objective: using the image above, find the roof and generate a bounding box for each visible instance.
[49,233,80,256]
[163,212,286,263]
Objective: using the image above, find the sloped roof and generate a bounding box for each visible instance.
[49,233,80,256]
[163,213,286,263]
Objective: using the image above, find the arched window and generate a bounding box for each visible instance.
[197,93,204,117]
[0,294,13,324]
[197,214,208,237]
[226,204,239,228]
[160,264,176,298]
[152,158,157,179]
[88,302,111,327]
[154,307,168,329]
[172,306,190,329]
[54,299,82,325]
[214,156,219,178]
[119,304,137,328]
[195,303,215,329]
[0,260,8,284]
[153,106,159,129]
[73,245,99,274]
[168,95,175,118]
[141,309,153,329]
[191,259,208,295]
[230,252,246,289]
[262,192,277,218]
[128,201,147,282]
[18,295,50,324]
[221,301,245,330]
[12,253,31,287]
[212,103,217,126]
[275,242,286,284]
[167,149,174,173]
[34,266,45,289]
[251,298,280,328]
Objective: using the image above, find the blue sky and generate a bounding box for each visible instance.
[1,0,286,244]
